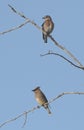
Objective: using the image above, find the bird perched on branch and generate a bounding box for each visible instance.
[32,87,51,114]
[42,15,54,43]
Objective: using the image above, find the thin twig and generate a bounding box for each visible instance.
[0,20,29,35]
[0,91,84,128]
[49,92,84,103]
[0,105,40,128]
[22,111,28,128]
[40,51,84,70]
[8,4,27,19]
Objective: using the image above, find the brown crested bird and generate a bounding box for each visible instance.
[42,15,54,43]
[32,87,51,114]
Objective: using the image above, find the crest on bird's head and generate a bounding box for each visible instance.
[32,86,40,91]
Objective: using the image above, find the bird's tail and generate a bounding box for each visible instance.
[43,34,47,43]
[46,107,51,114]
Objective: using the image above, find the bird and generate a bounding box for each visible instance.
[42,15,54,43]
[32,86,51,114]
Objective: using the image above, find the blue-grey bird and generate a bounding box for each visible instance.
[32,87,51,114]
[42,15,54,43]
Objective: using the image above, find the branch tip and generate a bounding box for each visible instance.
[8,4,16,13]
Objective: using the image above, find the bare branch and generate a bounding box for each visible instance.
[40,51,84,70]
[0,5,83,68]
[0,20,29,35]
[49,92,84,103]
[48,35,84,67]
[7,5,84,68]
[0,91,84,128]
[22,111,28,128]
[8,4,27,19]
[8,4,41,31]
[0,105,40,128]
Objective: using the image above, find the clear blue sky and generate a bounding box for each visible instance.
[0,0,84,130]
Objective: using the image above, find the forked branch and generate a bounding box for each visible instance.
[0,5,83,69]
[0,91,84,128]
